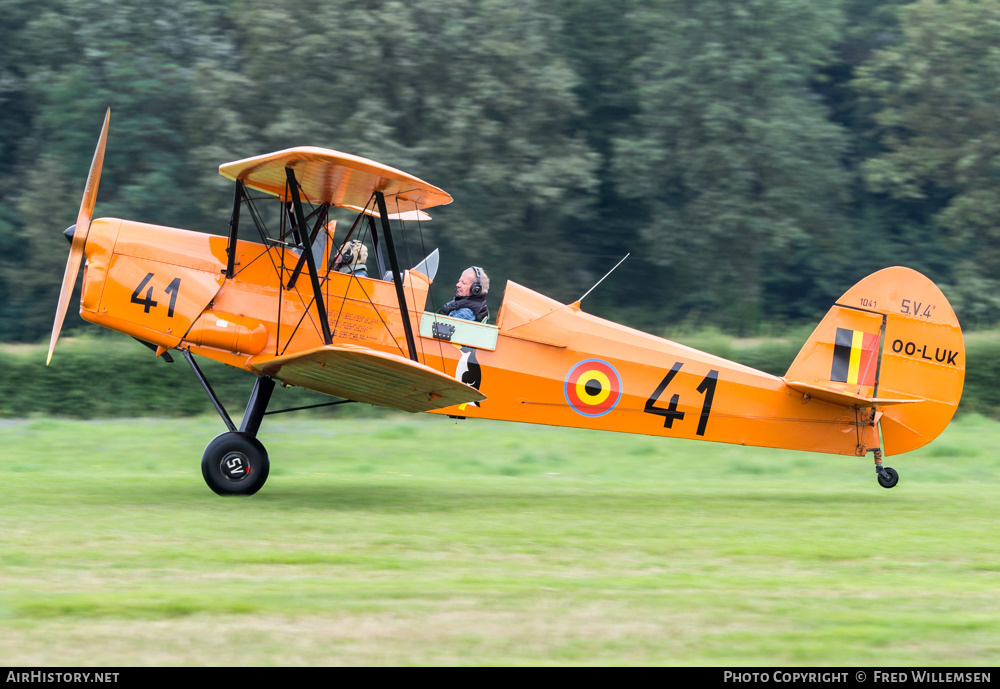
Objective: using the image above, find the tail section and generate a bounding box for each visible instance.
[785,267,964,455]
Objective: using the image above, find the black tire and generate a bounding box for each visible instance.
[877,467,899,489]
[201,432,270,496]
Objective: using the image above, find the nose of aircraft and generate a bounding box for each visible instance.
[63,225,76,244]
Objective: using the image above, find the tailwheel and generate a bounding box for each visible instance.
[872,448,899,489]
[877,466,899,489]
[201,432,270,496]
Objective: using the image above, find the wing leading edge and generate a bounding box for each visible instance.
[249,344,484,413]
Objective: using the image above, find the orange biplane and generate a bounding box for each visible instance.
[48,111,965,495]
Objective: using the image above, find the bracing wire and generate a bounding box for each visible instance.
[326,194,408,360]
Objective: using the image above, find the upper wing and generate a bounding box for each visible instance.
[219,147,452,211]
[249,343,484,413]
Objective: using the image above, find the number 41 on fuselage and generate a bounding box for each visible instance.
[48,110,966,495]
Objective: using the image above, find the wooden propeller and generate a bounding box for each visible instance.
[46,108,110,365]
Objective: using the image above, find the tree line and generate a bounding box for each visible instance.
[1,0,998,341]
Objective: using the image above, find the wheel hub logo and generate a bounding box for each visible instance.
[221,452,250,481]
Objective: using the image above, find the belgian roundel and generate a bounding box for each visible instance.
[564,359,623,417]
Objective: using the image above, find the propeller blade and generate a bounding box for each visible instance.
[46,108,110,366]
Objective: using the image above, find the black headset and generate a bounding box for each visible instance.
[470,266,484,296]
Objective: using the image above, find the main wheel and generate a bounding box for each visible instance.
[201,432,270,496]
[877,466,899,489]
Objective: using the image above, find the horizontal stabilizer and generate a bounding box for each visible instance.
[249,344,485,413]
[783,380,921,409]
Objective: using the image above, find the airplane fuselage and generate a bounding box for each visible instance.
[80,218,879,458]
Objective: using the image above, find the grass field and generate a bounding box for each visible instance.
[1,412,998,666]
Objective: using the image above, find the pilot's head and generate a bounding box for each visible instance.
[456,266,488,297]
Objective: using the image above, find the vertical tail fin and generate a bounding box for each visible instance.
[785,267,964,455]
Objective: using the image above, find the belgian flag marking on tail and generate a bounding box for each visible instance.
[831,328,879,386]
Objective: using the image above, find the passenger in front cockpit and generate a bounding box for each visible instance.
[332,239,368,278]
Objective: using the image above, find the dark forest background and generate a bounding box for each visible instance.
[2,0,999,342]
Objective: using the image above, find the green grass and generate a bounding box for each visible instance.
[1,413,998,665]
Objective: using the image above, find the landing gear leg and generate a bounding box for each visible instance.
[201,376,276,496]
[873,449,899,489]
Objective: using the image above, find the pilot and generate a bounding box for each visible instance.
[438,266,489,322]
[333,239,368,278]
